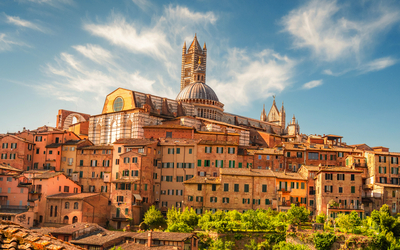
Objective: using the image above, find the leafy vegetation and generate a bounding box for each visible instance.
[143,205,165,228]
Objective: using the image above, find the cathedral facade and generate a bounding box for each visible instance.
[88,35,300,146]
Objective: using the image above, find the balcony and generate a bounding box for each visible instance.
[309,190,316,195]
[329,204,364,211]
[278,187,291,193]
[111,214,129,221]
[0,205,30,213]
[362,192,382,198]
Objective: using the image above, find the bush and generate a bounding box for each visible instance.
[313,232,336,250]
[272,241,310,250]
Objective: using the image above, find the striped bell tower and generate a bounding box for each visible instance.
[180,34,207,90]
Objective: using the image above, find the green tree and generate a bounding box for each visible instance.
[313,232,336,250]
[287,204,310,226]
[143,205,165,228]
[335,211,361,233]
[315,212,326,224]
[166,207,199,232]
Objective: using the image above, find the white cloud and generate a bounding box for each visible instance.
[211,48,296,108]
[302,79,323,89]
[132,0,153,12]
[73,44,114,65]
[359,57,396,74]
[282,0,400,62]
[84,13,173,63]
[0,33,27,51]
[25,0,73,6]
[5,14,45,32]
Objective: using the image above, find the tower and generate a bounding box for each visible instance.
[260,104,267,121]
[180,34,207,90]
[280,101,286,129]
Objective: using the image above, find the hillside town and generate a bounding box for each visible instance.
[1,36,400,250]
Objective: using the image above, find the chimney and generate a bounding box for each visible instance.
[148,230,152,247]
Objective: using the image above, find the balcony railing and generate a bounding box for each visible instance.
[329,204,364,210]
[0,205,30,213]
[362,192,382,198]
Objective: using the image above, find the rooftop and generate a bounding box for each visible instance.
[48,222,104,235]
[70,231,129,246]
[114,138,158,146]
[184,176,221,184]
[47,193,100,200]
[274,171,307,180]
[32,172,64,179]
[133,231,195,242]
[220,168,276,177]
[0,220,84,250]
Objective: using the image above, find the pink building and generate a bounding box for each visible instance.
[23,171,81,226]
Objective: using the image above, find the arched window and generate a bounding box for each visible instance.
[74,202,78,209]
[113,97,124,112]
[50,206,53,217]
[65,202,69,209]
[54,206,58,217]
[63,216,69,224]
[72,216,78,223]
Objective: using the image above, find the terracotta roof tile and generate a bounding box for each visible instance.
[117,242,177,250]
[48,223,104,235]
[32,172,63,179]
[0,220,84,250]
[46,193,100,200]
[274,171,307,180]
[133,231,195,241]
[220,168,276,177]
[114,138,158,146]
[70,231,132,246]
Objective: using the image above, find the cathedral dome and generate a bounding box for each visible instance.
[176,82,219,102]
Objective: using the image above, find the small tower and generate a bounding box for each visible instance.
[260,104,267,121]
[287,114,300,136]
[180,34,207,90]
[280,101,286,128]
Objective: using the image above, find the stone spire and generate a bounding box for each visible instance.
[260,104,267,121]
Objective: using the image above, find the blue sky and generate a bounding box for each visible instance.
[1,0,400,151]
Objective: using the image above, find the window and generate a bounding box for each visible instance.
[117,196,124,202]
[168,148,174,154]
[64,186,70,192]
[197,160,202,167]
[35,136,42,142]
[176,148,180,154]
[166,132,172,138]
[188,196,193,201]
[212,184,217,191]
[262,185,267,192]
[351,174,355,181]
[205,147,212,153]
[228,147,235,154]
[65,202,70,209]
[224,183,229,192]
[301,183,305,189]
[91,160,97,167]
[176,176,184,182]
[222,197,230,203]
[197,184,202,191]
[244,184,249,193]
[228,160,235,168]
[339,187,343,193]
[337,174,345,180]
[338,152,344,158]
[189,148,193,154]
[324,186,333,192]
[10,143,17,149]
[216,160,223,168]
[325,173,333,180]
[234,184,239,192]
[2,143,8,149]
[113,97,124,111]
[351,186,355,193]
[196,196,203,202]
[297,152,303,158]
[308,152,318,160]
[216,147,224,154]
[210,197,217,203]
[204,160,210,167]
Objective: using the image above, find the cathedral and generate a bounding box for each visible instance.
[86,35,300,146]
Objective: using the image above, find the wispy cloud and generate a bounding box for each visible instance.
[73,44,114,65]
[211,49,296,108]
[131,0,153,12]
[0,33,28,52]
[282,0,400,62]
[5,14,45,32]
[24,0,73,7]
[359,57,397,74]
[302,79,323,89]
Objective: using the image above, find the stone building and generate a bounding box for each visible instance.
[45,193,110,227]
[314,166,364,219]
[184,168,277,213]
[74,144,113,193]
[0,134,35,171]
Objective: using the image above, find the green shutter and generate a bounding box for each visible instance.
[215,160,218,168]
[198,160,201,167]
[221,160,223,168]
[239,162,242,168]
[233,160,235,168]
